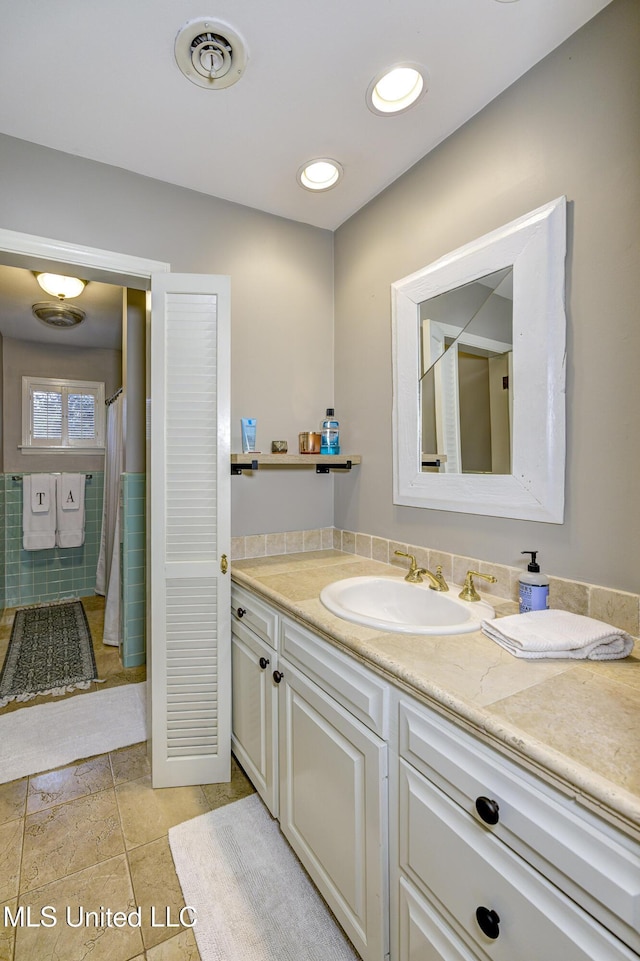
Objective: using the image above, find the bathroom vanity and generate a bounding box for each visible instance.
[230,550,640,961]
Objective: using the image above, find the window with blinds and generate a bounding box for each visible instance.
[22,377,105,450]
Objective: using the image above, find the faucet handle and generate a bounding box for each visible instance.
[394,550,425,583]
[459,570,497,602]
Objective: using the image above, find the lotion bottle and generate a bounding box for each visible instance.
[519,551,549,613]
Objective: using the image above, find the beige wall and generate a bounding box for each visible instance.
[0,137,335,535]
[333,0,640,592]
[2,338,122,473]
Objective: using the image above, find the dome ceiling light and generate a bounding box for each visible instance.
[297,159,344,192]
[36,273,86,299]
[175,18,248,89]
[32,302,86,329]
[366,64,428,116]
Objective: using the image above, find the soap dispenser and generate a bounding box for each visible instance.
[519,551,549,613]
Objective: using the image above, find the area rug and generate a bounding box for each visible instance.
[169,793,360,961]
[0,681,147,783]
[0,600,99,708]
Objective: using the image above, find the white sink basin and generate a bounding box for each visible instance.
[319,576,494,635]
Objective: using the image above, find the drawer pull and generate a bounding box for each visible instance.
[259,657,270,670]
[236,607,247,618]
[475,906,500,939]
[272,670,284,684]
[475,796,500,825]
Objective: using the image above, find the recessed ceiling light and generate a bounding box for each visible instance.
[297,159,343,192]
[366,64,427,116]
[36,273,86,299]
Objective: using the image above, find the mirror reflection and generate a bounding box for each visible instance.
[419,267,513,474]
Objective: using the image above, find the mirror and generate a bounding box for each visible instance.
[420,267,513,474]
[392,197,566,522]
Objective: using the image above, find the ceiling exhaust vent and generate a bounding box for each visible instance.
[175,18,248,89]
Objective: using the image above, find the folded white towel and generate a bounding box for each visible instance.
[30,473,52,513]
[23,474,57,550]
[55,473,85,548]
[58,472,82,510]
[481,609,634,661]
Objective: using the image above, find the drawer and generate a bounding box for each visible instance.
[398,876,478,961]
[231,584,278,648]
[399,698,640,952]
[280,616,388,738]
[399,760,637,961]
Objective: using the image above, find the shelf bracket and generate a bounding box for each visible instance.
[316,460,353,474]
[231,459,259,475]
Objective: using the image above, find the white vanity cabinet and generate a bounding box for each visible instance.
[231,584,280,815]
[231,580,639,961]
[230,585,390,961]
[392,696,640,961]
[277,616,389,961]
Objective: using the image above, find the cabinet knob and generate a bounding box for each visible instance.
[475,796,500,825]
[259,656,270,670]
[272,670,284,684]
[475,906,500,939]
[236,607,247,618]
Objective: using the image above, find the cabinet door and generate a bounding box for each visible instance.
[279,661,388,961]
[231,620,278,815]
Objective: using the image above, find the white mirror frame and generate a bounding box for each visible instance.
[392,196,566,523]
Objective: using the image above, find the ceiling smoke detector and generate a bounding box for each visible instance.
[32,302,86,329]
[175,18,248,89]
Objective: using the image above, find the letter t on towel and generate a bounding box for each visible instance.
[56,473,85,548]
[23,474,57,550]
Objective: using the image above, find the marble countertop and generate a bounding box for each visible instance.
[232,549,640,840]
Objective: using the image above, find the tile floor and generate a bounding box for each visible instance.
[0,595,256,960]
[0,745,255,961]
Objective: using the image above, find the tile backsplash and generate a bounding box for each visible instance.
[231,527,640,637]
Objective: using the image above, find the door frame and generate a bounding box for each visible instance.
[0,225,171,747]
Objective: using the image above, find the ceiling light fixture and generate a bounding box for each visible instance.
[366,64,428,116]
[32,302,86,328]
[36,273,86,299]
[297,159,343,192]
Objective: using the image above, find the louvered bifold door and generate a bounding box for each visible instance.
[149,273,231,788]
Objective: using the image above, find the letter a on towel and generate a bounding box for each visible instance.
[55,474,85,547]
[60,473,81,510]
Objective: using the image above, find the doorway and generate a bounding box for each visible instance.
[0,228,168,726]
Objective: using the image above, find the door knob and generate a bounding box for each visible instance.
[259,657,270,670]
[236,607,246,618]
[272,670,284,684]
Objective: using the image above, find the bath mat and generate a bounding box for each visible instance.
[169,793,360,961]
[0,681,147,783]
[0,601,99,708]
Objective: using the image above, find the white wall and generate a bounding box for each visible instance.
[0,136,335,535]
[333,0,640,593]
[1,0,636,590]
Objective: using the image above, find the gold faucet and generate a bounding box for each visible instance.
[458,570,497,602]
[433,565,450,592]
[394,551,449,590]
